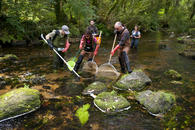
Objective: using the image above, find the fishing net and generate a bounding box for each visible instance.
[82,61,98,74]
[96,63,120,81]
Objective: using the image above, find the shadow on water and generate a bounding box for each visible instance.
[0,32,195,129]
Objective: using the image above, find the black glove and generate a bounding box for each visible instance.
[114,30,118,34]
[47,40,54,49]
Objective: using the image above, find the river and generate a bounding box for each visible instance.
[0,32,194,129]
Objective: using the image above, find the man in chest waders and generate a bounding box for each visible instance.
[74,30,100,72]
[46,25,70,69]
[111,22,132,73]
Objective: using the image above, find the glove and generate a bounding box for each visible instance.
[111,44,120,56]
[47,39,54,49]
[94,44,100,56]
[114,30,118,34]
[79,36,85,50]
[62,41,70,52]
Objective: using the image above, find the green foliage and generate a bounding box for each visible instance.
[75,104,90,126]
[0,0,194,44]
[24,83,30,88]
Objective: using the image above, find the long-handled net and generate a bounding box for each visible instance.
[96,34,120,79]
[67,49,80,71]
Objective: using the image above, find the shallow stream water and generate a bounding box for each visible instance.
[0,32,194,129]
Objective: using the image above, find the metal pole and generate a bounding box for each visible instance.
[41,34,80,78]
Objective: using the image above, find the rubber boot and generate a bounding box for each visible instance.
[74,55,84,72]
[122,51,132,73]
[88,58,92,61]
[118,57,125,73]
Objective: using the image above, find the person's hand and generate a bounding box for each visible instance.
[94,50,98,56]
[79,45,83,50]
[62,41,70,52]
[114,30,117,34]
[111,50,115,56]
[110,44,120,56]
[47,40,54,49]
[62,48,68,52]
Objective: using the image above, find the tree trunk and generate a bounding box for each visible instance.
[55,0,67,24]
[190,1,195,20]
[0,0,2,14]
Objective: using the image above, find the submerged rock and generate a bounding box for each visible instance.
[0,54,18,62]
[0,88,41,122]
[20,74,46,85]
[82,81,107,97]
[94,91,130,113]
[179,49,195,59]
[135,90,175,115]
[164,69,182,80]
[170,80,183,85]
[0,76,6,89]
[115,70,151,91]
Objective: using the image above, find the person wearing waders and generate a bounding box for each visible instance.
[46,25,70,69]
[111,22,132,73]
[74,30,100,72]
[87,20,98,36]
[130,25,141,49]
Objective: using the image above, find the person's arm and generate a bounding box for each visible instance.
[79,35,85,50]
[45,30,57,48]
[94,26,98,34]
[46,30,56,40]
[118,31,130,46]
[62,37,70,52]
[135,31,141,39]
[93,37,99,56]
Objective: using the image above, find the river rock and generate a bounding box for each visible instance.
[164,69,182,80]
[94,91,130,113]
[135,90,175,115]
[177,36,195,45]
[82,81,107,97]
[179,49,195,59]
[20,74,46,85]
[115,70,152,91]
[0,54,18,62]
[0,76,6,89]
[170,80,183,85]
[0,88,41,122]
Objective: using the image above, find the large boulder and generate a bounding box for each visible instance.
[94,91,130,113]
[0,54,18,62]
[115,70,152,91]
[135,90,175,115]
[0,88,41,122]
[164,69,182,80]
[82,81,107,97]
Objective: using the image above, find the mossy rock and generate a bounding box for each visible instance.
[0,88,41,122]
[115,69,151,91]
[82,81,107,97]
[164,69,182,80]
[189,28,195,36]
[135,90,176,115]
[0,54,18,62]
[94,91,130,113]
